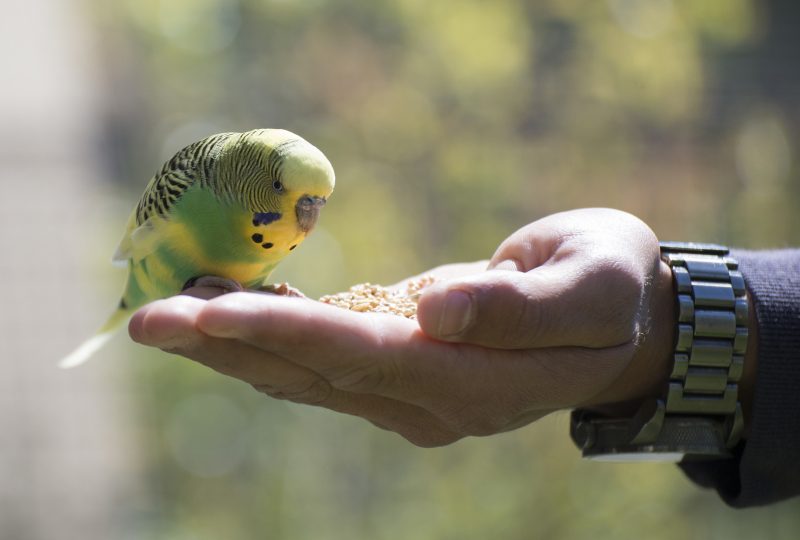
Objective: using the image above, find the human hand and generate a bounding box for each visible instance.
[129,208,677,446]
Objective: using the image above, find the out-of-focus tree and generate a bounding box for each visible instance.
[75,0,800,538]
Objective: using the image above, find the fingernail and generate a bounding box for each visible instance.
[438,289,474,337]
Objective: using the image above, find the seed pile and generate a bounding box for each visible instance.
[319,276,435,319]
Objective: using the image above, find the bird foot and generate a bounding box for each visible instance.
[183,276,245,294]
[258,282,306,298]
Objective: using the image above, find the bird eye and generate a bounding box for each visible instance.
[272,179,284,192]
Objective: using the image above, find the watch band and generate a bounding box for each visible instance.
[659,242,747,437]
[570,242,748,461]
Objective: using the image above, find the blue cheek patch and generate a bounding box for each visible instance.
[252,212,282,227]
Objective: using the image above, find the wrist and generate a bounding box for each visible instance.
[583,259,675,413]
[633,262,758,437]
[639,260,680,400]
[572,242,751,461]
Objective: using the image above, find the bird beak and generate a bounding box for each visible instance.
[295,195,327,233]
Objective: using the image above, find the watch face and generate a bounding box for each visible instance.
[587,451,686,463]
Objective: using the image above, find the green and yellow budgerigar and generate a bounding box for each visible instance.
[61,128,335,368]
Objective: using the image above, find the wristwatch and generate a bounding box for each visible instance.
[570,242,749,462]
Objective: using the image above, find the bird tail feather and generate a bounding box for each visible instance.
[59,307,132,369]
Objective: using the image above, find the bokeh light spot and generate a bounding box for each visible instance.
[157,0,241,53]
[608,0,675,39]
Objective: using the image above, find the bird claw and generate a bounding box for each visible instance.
[182,277,304,298]
[183,276,245,294]
[258,282,306,298]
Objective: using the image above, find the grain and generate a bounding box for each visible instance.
[319,276,435,319]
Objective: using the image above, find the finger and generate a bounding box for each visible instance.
[132,295,632,437]
[134,293,454,407]
[129,299,461,447]
[189,340,461,449]
[129,296,207,349]
[192,293,611,431]
[194,292,460,394]
[389,261,490,291]
[194,293,541,424]
[415,255,647,349]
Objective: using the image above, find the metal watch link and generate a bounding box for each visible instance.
[570,242,749,462]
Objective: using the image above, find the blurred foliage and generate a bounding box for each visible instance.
[84,0,800,538]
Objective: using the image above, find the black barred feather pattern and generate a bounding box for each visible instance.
[218,132,301,213]
[136,132,234,225]
[135,130,307,224]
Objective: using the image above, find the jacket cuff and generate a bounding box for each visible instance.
[680,249,800,507]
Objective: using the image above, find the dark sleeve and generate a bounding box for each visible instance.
[679,249,800,507]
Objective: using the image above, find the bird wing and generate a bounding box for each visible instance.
[112,156,196,266]
[112,210,159,265]
[112,132,233,266]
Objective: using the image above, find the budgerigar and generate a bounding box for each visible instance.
[60,129,335,368]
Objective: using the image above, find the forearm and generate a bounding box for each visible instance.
[680,248,800,507]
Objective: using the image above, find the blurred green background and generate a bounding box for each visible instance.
[2,0,799,538]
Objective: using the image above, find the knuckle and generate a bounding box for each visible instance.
[328,362,390,394]
[366,418,462,448]
[401,427,462,448]
[478,277,544,347]
[253,377,332,405]
[505,285,545,347]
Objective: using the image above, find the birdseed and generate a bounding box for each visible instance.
[319,276,435,319]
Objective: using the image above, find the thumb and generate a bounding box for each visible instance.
[416,259,642,350]
[416,269,548,349]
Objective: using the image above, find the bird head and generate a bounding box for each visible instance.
[230,129,335,233]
